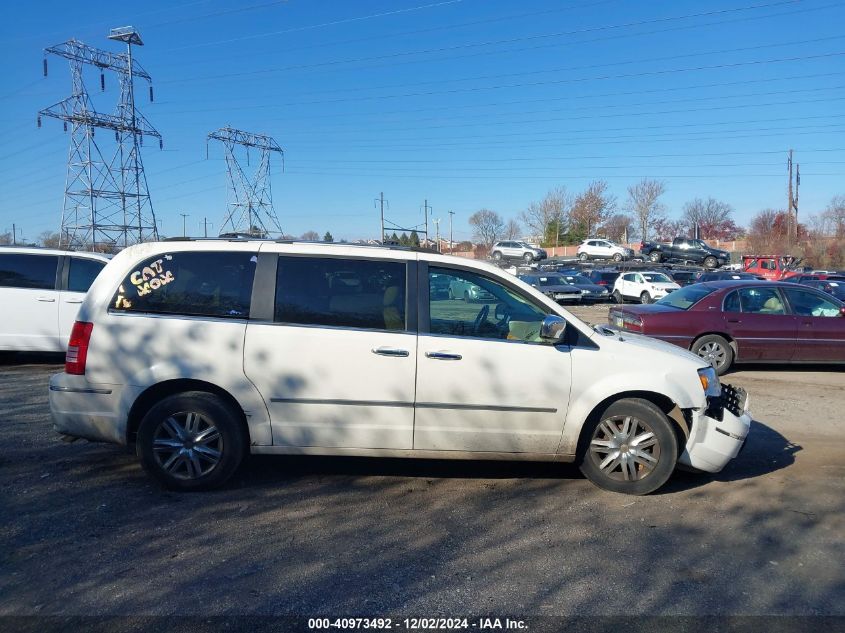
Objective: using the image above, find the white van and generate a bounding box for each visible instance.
[49,240,751,495]
[0,247,110,352]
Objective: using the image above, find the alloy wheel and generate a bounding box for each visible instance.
[588,415,661,482]
[152,412,223,480]
[697,341,727,369]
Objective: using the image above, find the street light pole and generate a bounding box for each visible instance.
[448,210,455,253]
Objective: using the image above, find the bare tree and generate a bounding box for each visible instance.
[824,194,845,237]
[520,186,572,245]
[468,208,505,249]
[682,197,733,234]
[0,231,11,245]
[38,231,61,248]
[626,178,666,242]
[572,180,616,238]
[300,230,320,241]
[602,213,634,243]
[504,218,521,240]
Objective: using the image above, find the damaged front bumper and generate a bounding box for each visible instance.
[679,383,751,473]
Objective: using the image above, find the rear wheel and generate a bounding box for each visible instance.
[703,256,718,269]
[492,251,502,261]
[649,251,661,263]
[523,252,533,263]
[640,291,652,304]
[612,253,623,262]
[579,399,678,495]
[137,391,246,491]
[691,334,734,375]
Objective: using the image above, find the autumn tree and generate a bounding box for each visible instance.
[39,231,61,248]
[626,178,666,242]
[650,217,686,242]
[0,231,12,245]
[572,180,616,238]
[823,194,845,237]
[602,213,635,243]
[521,187,572,247]
[468,208,505,249]
[301,230,320,241]
[682,197,742,240]
[504,218,521,240]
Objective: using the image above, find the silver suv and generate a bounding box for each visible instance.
[491,241,547,263]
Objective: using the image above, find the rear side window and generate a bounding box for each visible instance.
[67,257,106,293]
[275,256,406,331]
[111,251,256,318]
[0,254,59,290]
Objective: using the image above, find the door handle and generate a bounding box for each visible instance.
[372,346,409,357]
[36,297,56,303]
[727,319,741,324]
[65,299,84,304]
[426,351,462,361]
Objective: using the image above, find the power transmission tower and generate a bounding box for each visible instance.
[38,32,160,251]
[207,127,284,237]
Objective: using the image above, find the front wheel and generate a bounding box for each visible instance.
[640,291,652,304]
[523,252,534,263]
[691,334,734,375]
[612,290,624,304]
[612,253,623,262]
[649,251,661,263]
[578,252,589,262]
[492,251,502,261]
[137,391,246,491]
[703,256,718,269]
[578,398,679,495]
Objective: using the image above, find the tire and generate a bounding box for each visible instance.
[492,251,502,261]
[612,253,623,262]
[640,291,652,304]
[448,288,455,300]
[578,252,589,262]
[703,256,718,269]
[137,391,246,491]
[464,291,471,303]
[578,398,679,495]
[691,334,734,376]
[612,290,623,304]
[523,252,533,263]
[649,251,661,263]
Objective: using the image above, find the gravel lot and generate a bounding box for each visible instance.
[1,308,844,620]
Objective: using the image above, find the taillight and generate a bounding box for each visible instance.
[597,280,608,285]
[66,321,94,375]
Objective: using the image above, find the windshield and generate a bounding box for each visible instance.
[561,274,592,285]
[534,274,568,287]
[643,273,672,283]
[655,284,718,310]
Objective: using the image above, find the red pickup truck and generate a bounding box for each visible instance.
[741,255,804,280]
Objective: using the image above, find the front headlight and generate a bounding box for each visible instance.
[697,367,721,397]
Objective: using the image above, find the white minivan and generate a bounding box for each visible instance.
[49,240,751,495]
[0,247,110,352]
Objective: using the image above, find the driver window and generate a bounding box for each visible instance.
[428,267,547,343]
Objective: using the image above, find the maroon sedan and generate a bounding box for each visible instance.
[608,280,845,374]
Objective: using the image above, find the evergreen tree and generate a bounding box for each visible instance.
[323,231,334,243]
[409,230,420,247]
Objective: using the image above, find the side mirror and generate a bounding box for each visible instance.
[840,306,845,317]
[540,315,567,343]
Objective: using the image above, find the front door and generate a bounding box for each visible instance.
[414,265,571,454]
[244,254,417,449]
[727,287,797,361]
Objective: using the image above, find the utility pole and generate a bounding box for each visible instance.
[13,223,18,245]
[433,218,441,253]
[787,149,794,246]
[180,213,189,237]
[423,199,431,248]
[200,217,212,238]
[374,192,388,243]
[448,210,455,253]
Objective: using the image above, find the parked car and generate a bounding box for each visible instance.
[666,270,701,287]
[553,270,612,302]
[696,271,766,283]
[429,272,451,299]
[449,277,495,302]
[49,240,751,495]
[490,241,547,263]
[576,239,633,263]
[612,271,681,304]
[517,273,582,304]
[608,280,845,375]
[799,279,845,301]
[640,237,730,269]
[0,246,110,352]
[584,269,622,289]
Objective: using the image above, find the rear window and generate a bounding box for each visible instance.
[655,284,718,310]
[111,251,256,318]
[275,256,406,331]
[0,253,59,290]
[67,257,106,293]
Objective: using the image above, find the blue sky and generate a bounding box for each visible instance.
[1,0,843,243]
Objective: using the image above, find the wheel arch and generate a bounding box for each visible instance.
[126,379,249,445]
[574,390,689,459]
[690,331,738,357]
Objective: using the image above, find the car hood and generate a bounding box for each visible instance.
[651,282,681,290]
[575,284,609,293]
[599,327,706,367]
[611,303,681,316]
[539,285,581,293]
